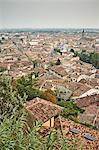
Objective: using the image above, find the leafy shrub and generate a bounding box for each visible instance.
[16,74,43,100]
[58,100,84,119]
[41,89,57,104]
[0,74,82,150]
[0,67,6,72]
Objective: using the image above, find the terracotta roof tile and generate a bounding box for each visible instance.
[24,97,62,123]
[55,117,99,150]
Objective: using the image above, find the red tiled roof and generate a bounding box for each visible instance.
[76,94,99,108]
[24,97,62,123]
[55,117,99,150]
[78,103,99,129]
[49,66,68,77]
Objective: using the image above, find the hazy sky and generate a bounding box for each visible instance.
[0,0,99,29]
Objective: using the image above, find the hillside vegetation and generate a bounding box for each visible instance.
[0,73,81,150]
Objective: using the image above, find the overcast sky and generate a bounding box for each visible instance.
[0,0,99,29]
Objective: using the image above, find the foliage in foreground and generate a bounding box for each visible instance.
[0,73,82,150]
[16,74,43,101]
[16,75,57,104]
[0,74,27,121]
[0,113,82,150]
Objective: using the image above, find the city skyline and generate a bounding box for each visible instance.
[0,0,99,29]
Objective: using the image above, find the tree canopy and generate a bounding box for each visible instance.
[0,73,82,149]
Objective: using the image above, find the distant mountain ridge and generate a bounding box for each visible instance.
[0,28,99,33]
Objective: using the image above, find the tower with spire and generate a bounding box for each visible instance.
[82,29,85,38]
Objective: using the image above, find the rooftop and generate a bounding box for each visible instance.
[24,97,63,123]
[76,94,99,108]
[55,117,99,150]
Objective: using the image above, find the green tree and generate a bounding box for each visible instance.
[32,60,38,68]
[41,89,57,104]
[91,52,99,69]
[70,49,74,53]
[54,48,61,53]
[16,74,42,100]
[58,100,84,121]
[0,73,82,150]
[0,74,27,122]
[56,59,61,65]
[0,67,6,72]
